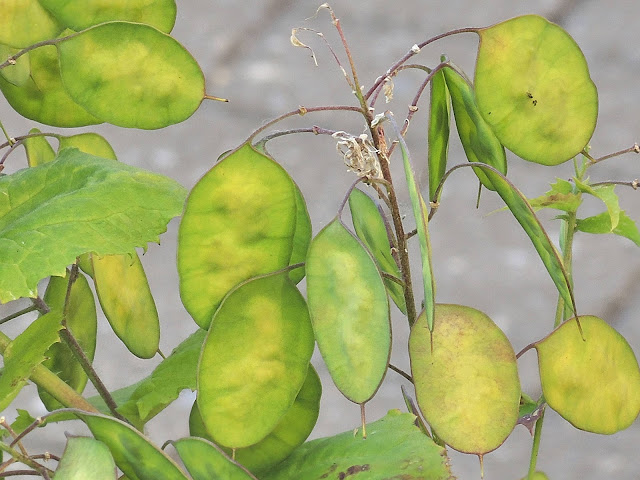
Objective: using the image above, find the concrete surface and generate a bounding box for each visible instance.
[1,1,639,478]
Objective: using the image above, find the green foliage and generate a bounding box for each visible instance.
[0,4,638,480]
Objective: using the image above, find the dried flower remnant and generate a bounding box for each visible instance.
[333,132,382,179]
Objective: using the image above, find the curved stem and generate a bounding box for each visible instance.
[388,363,413,383]
[526,407,546,480]
[364,27,478,100]
[245,105,364,143]
[586,143,639,165]
[0,305,38,326]
[253,125,339,150]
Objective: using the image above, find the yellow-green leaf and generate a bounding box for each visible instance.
[409,304,520,454]
[90,252,160,359]
[306,218,390,404]
[475,15,598,165]
[56,22,204,129]
[197,272,314,448]
[535,315,640,434]
[178,143,298,329]
[0,0,62,48]
[39,0,177,33]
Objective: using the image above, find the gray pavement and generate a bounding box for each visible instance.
[1,1,639,478]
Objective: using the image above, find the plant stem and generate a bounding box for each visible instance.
[0,440,53,478]
[0,306,38,326]
[526,407,545,480]
[554,210,577,328]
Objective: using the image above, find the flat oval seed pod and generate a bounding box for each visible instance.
[409,304,520,454]
[197,272,314,449]
[0,44,30,86]
[348,188,406,314]
[475,15,598,165]
[39,0,177,33]
[57,22,204,129]
[54,436,116,480]
[91,253,160,359]
[0,44,101,127]
[74,411,189,480]
[178,143,298,329]
[24,128,55,167]
[443,66,507,191]
[38,270,97,410]
[427,67,451,201]
[0,0,62,48]
[306,218,390,404]
[288,183,312,285]
[58,133,117,161]
[172,437,254,480]
[190,365,321,475]
[535,315,640,434]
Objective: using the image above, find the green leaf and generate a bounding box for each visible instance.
[288,183,312,284]
[54,436,117,480]
[89,253,160,359]
[0,148,187,303]
[475,15,598,165]
[409,304,520,454]
[0,311,62,412]
[535,315,640,434]
[443,65,507,191]
[38,269,97,410]
[0,0,62,48]
[391,116,435,330]
[197,272,314,448]
[56,22,204,129]
[261,411,452,480]
[428,66,451,201]
[39,0,177,33]
[24,128,56,167]
[0,43,101,127]
[528,178,581,213]
[348,188,406,314]
[306,218,390,404]
[178,143,298,329]
[58,133,117,160]
[172,437,255,480]
[574,178,620,230]
[190,365,321,475]
[476,164,576,315]
[73,411,189,480]
[0,44,30,86]
[10,409,38,436]
[113,329,205,429]
[576,210,640,247]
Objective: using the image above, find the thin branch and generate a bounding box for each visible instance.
[590,179,638,189]
[0,37,67,70]
[0,139,24,167]
[369,64,432,108]
[253,125,339,150]
[364,27,478,100]
[388,363,413,383]
[0,133,61,151]
[0,305,38,326]
[245,105,364,143]
[0,419,28,457]
[587,143,640,165]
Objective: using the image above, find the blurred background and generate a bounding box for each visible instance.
[1,1,639,478]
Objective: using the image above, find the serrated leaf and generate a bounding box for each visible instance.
[0,148,187,303]
[475,15,598,165]
[38,0,177,33]
[528,178,581,212]
[73,411,189,480]
[0,311,62,411]
[197,272,314,448]
[261,411,452,480]
[306,218,390,404]
[535,315,640,434]
[178,143,298,329]
[574,178,620,230]
[576,211,640,247]
[39,269,97,410]
[113,329,205,429]
[57,22,204,129]
[54,436,117,480]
